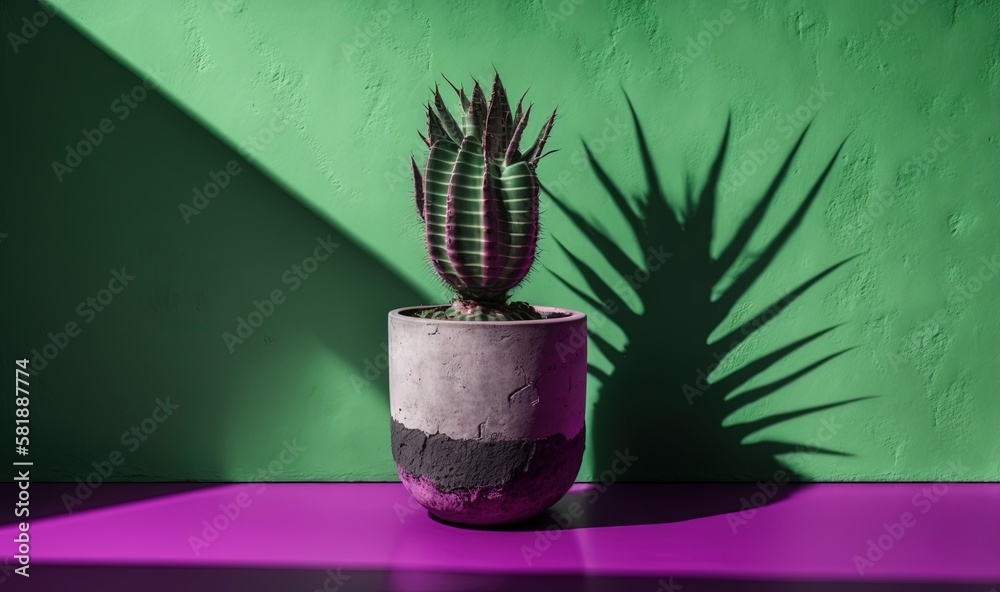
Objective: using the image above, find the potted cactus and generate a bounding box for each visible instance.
[389,73,587,525]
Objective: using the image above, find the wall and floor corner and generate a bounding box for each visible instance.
[1,0,998,483]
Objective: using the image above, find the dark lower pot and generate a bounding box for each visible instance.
[388,305,587,525]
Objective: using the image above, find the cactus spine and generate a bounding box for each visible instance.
[411,73,556,321]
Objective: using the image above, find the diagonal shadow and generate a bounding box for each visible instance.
[1,0,426,508]
[537,96,872,527]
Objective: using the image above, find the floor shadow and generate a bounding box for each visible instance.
[0,0,426,490]
[430,482,807,532]
[545,96,871,519]
[548,482,801,529]
[0,483,218,525]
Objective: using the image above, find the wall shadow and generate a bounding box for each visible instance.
[543,96,872,523]
[1,0,425,493]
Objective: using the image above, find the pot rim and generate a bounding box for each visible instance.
[389,305,585,325]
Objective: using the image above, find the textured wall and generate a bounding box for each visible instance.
[3,0,998,482]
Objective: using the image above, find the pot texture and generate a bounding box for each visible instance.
[388,306,587,525]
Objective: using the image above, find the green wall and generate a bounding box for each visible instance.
[2,0,998,482]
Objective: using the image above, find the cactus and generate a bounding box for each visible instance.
[411,72,556,321]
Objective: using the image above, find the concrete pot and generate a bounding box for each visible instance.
[388,305,587,525]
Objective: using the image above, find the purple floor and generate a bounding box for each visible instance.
[2,483,998,590]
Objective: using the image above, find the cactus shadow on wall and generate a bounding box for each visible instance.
[543,98,873,527]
